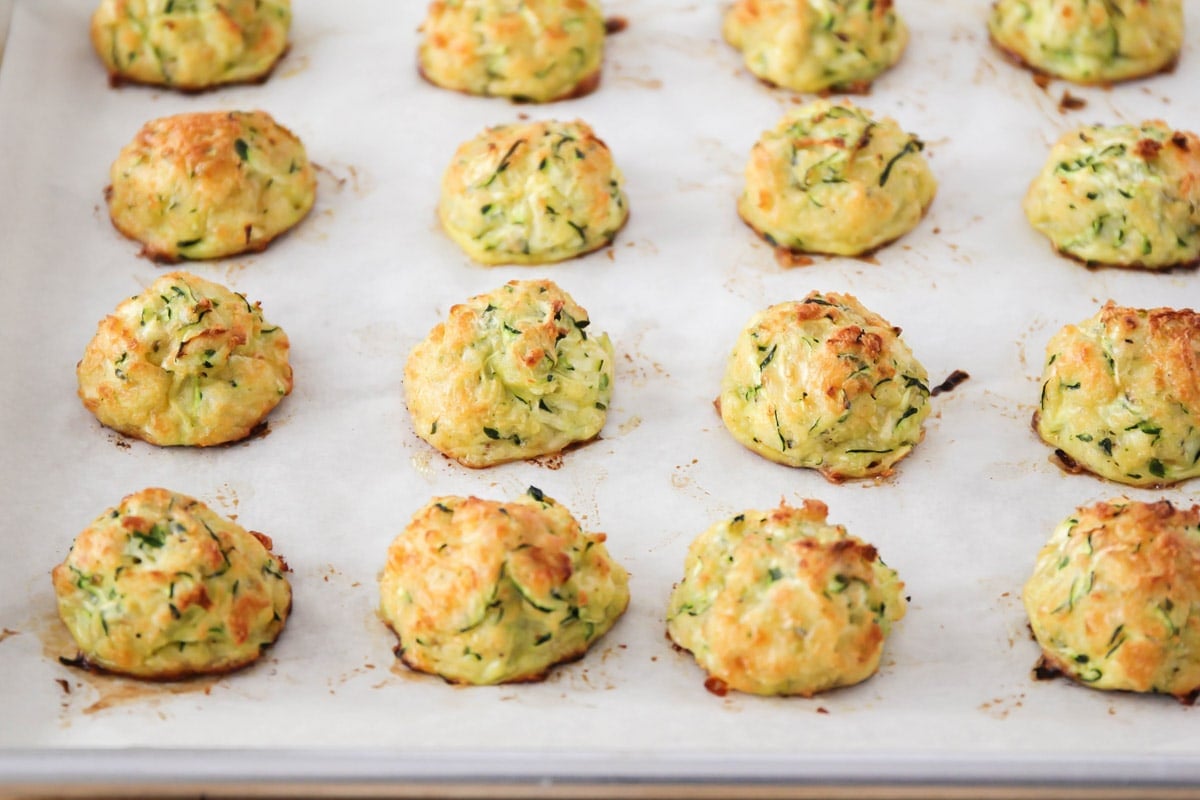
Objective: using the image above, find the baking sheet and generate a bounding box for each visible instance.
[1,0,1199,788]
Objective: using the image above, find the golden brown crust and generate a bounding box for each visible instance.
[405,280,614,467]
[91,0,292,91]
[719,292,931,481]
[107,111,316,262]
[738,101,936,257]
[438,119,628,265]
[1024,121,1200,271]
[76,272,293,447]
[987,0,1183,85]
[52,488,292,680]
[1024,498,1200,700]
[378,490,629,685]
[1036,301,1200,487]
[665,500,905,696]
[723,0,907,94]
[418,0,605,103]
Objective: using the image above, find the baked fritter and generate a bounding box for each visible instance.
[719,291,931,481]
[439,119,628,265]
[1035,302,1200,487]
[1024,121,1200,270]
[723,0,908,93]
[379,488,629,685]
[77,272,292,447]
[52,487,291,680]
[989,0,1182,85]
[91,0,291,90]
[739,100,936,257]
[1024,497,1200,701]
[419,0,606,102]
[667,500,905,697]
[108,110,316,261]
[405,280,613,467]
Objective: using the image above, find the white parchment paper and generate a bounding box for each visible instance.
[1,0,1199,786]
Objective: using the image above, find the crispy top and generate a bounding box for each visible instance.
[52,487,291,679]
[1024,121,1200,269]
[1037,301,1200,487]
[989,0,1182,84]
[77,272,292,447]
[739,100,936,256]
[439,119,628,265]
[723,0,907,93]
[405,279,613,467]
[91,0,291,89]
[720,291,931,481]
[667,500,905,696]
[1024,497,1200,698]
[419,0,605,102]
[379,488,629,685]
[108,110,316,261]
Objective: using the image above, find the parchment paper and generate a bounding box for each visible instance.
[1,0,1199,787]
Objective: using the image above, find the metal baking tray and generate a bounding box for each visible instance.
[1,0,1199,793]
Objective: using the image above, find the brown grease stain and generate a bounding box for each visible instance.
[277,52,310,80]
[531,453,565,470]
[604,16,628,34]
[222,261,249,282]
[36,609,223,716]
[1058,91,1086,113]
[979,692,1026,720]
[78,675,220,715]
[617,341,669,388]
[704,676,729,697]
[931,370,971,397]
[775,248,814,268]
[212,483,240,521]
[312,162,367,196]
[0,627,18,643]
[613,73,663,91]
